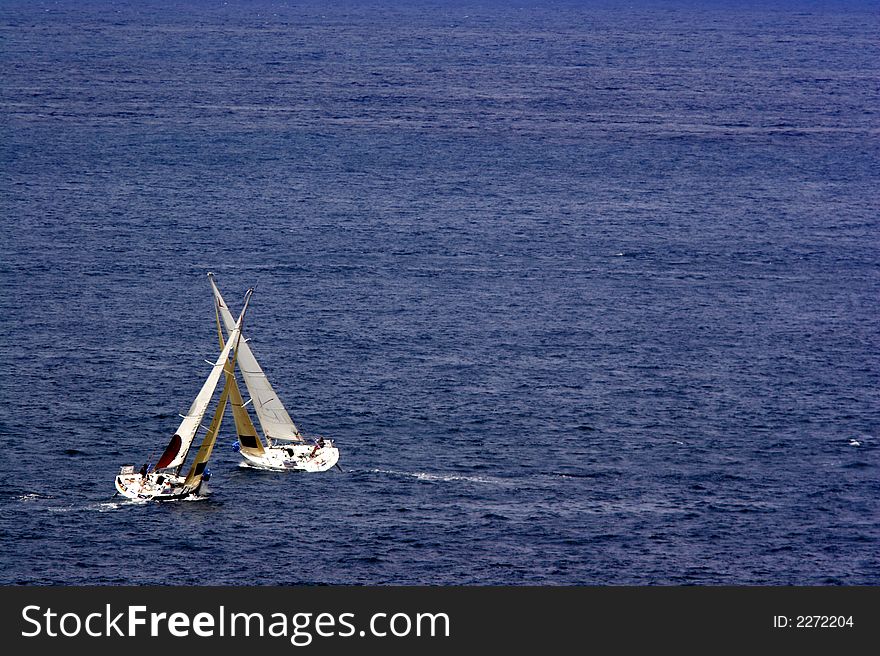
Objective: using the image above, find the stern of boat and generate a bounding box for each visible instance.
[114,466,192,501]
[303,442,339,472]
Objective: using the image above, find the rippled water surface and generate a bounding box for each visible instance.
[1,0,878,584]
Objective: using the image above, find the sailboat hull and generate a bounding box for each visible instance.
[239,443,339,472]
[114,470,201,501]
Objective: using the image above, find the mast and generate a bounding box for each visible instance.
[214,292,265,457]
[182,296,250,490]
[154,289,252,473]
[207,273,303,443]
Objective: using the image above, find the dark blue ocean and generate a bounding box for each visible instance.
[1,0,878,585]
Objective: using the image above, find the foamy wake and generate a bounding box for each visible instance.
[20,494,205,511]
[27,498,127,512]
[17,493,51,502]
[369,468,504,485]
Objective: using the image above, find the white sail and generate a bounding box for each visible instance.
[156,291,252,471]
[214,300,265,457]
[207,273,303,442]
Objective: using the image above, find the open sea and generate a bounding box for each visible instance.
[0,0,878,585]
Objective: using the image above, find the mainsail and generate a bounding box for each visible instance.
[214,298,265,457]
[207,273,303,443]
[156,289,253,472]
[182,367,232,489]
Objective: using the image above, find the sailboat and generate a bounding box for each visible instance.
[208,273,340,472]
[114,289,253,501]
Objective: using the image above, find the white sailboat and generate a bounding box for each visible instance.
[114,289,253,501]
[208,273,340,472]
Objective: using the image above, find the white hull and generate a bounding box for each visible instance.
[114,469,202,501]
[239,442,339,472]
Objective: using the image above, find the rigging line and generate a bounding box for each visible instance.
[143,445,159,472]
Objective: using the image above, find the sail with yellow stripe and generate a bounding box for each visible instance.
[208,272,303,443]
[153,290,251,473]
[182,301,249,490]
[212,295,265,458]
[182,373,231,490]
